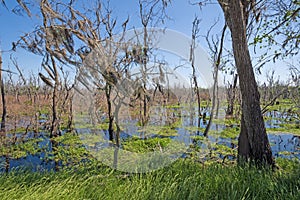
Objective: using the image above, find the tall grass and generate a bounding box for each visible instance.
[0,158,299,200]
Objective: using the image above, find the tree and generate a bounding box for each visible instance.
[190,17,202,130]
[253,0,300,65]
[0,0,32,132]
[217,0,275,166]
[225,73,238,116]
[137,0,169,125]
[0,50,6,131]
[203,24,227,137]
[191,0,299,166]
[15,0,78,137]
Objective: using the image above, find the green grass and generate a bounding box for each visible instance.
[0,158,299,200]
[261,99,297,112]
[267,123,300,135]
[122,137,171,153]
[0,138,44,159]
[218,127,240,139]
[137,124,179,137]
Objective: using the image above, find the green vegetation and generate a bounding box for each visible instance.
[219,127,240,139]
[0,159,299,200]
[0,0,299,199]
[0,138,44,159]
[213,118,240,128]
[267,123,300,135]
[50,133,90,166]
[262,99,298,112]
[184,126,205,133]
[122,137,171,153]
[137,124,179,137]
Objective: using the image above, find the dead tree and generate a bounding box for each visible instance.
[190,16,202,129]
[138,0,169,125]
[0,50,6,131]
[139,0,153,126]
[203,24,227,137]
[226,73,238,116]
[14,0,83,137]
[70,0,131,145]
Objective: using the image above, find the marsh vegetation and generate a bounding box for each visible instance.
[0,0,299,199]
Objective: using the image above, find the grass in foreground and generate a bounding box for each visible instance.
[0,158,299,200]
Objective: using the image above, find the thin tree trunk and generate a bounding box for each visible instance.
[226,74,238,116]
[190,17,202,129]
[67,96,74,132]
[204,25,226,137]
[142,26,148,126]
[114,101,122,147]
[105,84,114,141]
[0,52,6,131]
[5,154,9,173]
[195,79,201,129]
[50,81,58,137]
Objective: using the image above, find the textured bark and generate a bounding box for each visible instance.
[238,113,251,163]
[218,0,274,166]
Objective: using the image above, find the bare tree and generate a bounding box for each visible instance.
[226,73,238,116]
[14,0,79,137]
[138,0,169,125]
[288,64,300,121]
[69,0,132,145]
[190,16,202,129]
[265,70,276,101]
[0,50,6,131]
[203,24,227,137]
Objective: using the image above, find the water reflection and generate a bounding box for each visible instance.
[1,107,299,172]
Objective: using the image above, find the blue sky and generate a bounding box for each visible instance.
[0,0,296,84]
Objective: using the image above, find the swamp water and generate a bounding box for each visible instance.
[0,109,299,172]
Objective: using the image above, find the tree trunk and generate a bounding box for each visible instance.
[50,81,58,137]
[142,26,149,126]
[203,24,226,137]
[190,17,202,129]
[226,74,238,116]
[105,84,114,141]
[67,96,74,132]
[0,51,6,131]
[219,0,274,166]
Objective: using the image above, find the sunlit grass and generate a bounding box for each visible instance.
[267,122,300,135]
[0,158,299,200]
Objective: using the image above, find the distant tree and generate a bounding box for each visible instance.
[225,73,238,116]
[0,0,32,133]
[288,63,300,121]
